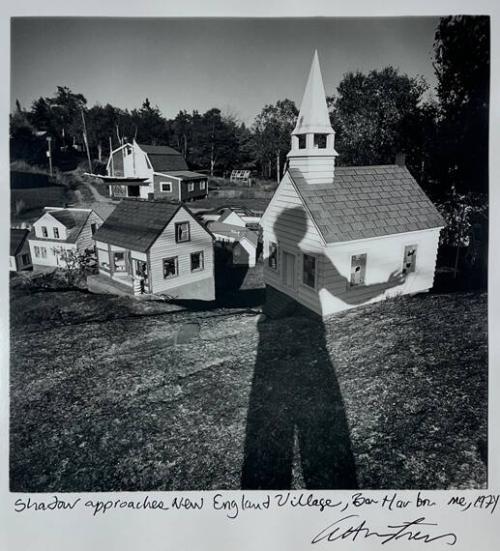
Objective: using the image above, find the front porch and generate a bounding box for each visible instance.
[95,244,151,296]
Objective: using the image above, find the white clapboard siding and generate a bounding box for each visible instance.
[76,211,103,251]
[33,213,68,240]
[148,208,214,294]
[29,240,77,268]
[261,172,325,314]
[318,228,441,316]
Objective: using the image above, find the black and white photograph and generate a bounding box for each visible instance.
[8,13,489,495]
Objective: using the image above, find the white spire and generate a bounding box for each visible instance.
[293,50,333,135]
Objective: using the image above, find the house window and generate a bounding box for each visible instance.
[175,222,190,243]
[302,254,317,288]
[97,248,110,270]
[350,254,367,287]
[41,247,47,259]
[161,182,172,192]
[91,223,97,236]
[163,256,178,279]
[41,226,48,237]
[191,251,204,272]
[268,242,278,270]
[314,134,328,149]
[53,227,60,239]
[113,251,126,272]
[34,246,40,258]
[187,182,195,192]
[135,260,148,278]
[125,146,132,155]
[200,180,206,190]
[21,254,30,266]
[298,134,306,149]
[403,245,417,274]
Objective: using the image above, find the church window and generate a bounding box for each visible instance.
[350,254,367,287]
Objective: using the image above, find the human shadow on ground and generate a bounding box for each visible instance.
[241,207,405,489]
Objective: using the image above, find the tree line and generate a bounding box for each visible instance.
[10,15,489,202]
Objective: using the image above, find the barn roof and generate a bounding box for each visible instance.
[93,199,205,252]
[137,143,189,172]
[10,228,30,256]
[288,165,444,243]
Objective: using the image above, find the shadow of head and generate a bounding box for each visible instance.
[273,207,308,248]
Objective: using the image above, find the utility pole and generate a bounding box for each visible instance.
[80,108,93,173]
[46,136,53,177]
[109,136,114,176]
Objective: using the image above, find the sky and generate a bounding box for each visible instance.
[10,17,440,125]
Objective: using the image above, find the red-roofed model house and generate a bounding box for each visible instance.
[90,199,215,299]
[102,141,208,202]
[29,207,103,270]
[261,52,445,318]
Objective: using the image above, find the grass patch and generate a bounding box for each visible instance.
[10,283,487,491]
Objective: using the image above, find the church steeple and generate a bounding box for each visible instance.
[287,51,337,183]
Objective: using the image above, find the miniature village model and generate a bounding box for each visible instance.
[261,52,445,318]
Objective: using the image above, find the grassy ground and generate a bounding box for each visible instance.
[10,270,487,491]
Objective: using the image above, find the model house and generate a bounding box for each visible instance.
[101,141,208,201]
[207,221,259,267]
[260,52,445,318]
[10,228,32,272]
[28,207,103,269]
[90,198,215,299]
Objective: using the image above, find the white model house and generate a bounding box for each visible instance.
[90,199,215,299]
[28,207,103,269]
[261,52,445,318]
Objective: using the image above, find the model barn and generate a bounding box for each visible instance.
[28,207,103,270]
[90,198,215,299]
[102,141,208,202]
[261,52,445,318]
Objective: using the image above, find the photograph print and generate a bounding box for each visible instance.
[9,16,489,492]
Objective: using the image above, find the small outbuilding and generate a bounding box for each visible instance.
[91,198,215,299]
[261,52,445,318]
[207,221,259,267]
[10,228,32,272]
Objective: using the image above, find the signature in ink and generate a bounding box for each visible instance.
[311,514,457,545]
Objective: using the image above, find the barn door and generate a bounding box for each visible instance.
[282,251,296,289]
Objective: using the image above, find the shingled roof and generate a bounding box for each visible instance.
[288,165,444,243]
[29,208,92,244]
[138,144,189,173]
[93,199,186,252]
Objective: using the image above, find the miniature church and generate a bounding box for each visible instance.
[261,51,445,319]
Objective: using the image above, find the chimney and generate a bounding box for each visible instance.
[395,152,406,167]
